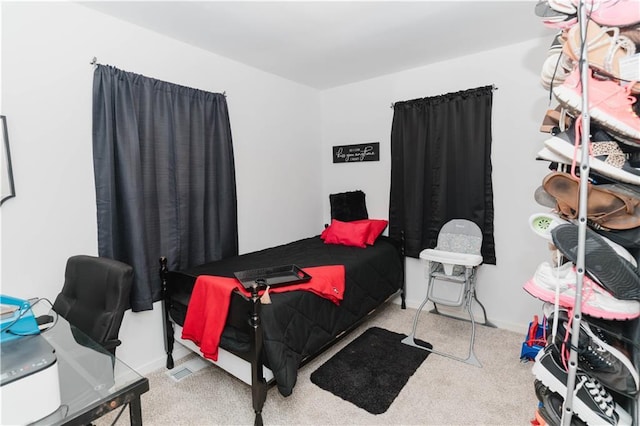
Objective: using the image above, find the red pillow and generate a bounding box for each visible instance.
[320,225,330,240]
[321,219,370,248]
[352,219,389,245]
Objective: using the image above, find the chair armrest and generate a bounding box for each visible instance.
[101,339,122,351]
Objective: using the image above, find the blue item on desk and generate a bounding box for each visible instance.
[0,294,40,343]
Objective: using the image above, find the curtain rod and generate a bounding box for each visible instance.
[89,57,227,97]
[390,84,498,108]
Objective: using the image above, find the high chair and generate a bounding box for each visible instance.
[401,219,490,367]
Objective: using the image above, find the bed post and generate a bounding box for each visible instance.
[159,257,175,369]
[400,230,407,309]
[249,280,268,426]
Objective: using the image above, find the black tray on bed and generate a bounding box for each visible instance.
[234,264,312,290]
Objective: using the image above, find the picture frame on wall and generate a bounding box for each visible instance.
[1,115,16,205]
[332,142,380,163]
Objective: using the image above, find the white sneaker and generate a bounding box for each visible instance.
[530,212,569,241]
[529,212,638,267]
[523,261,640,320]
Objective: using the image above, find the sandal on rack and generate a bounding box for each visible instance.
[540,105,574,134]
[534,185,559,209]
[551,223,640,301]
[542,171,640,230]
[563,19,639,93]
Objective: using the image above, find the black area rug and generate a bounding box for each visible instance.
[310,327,432,415]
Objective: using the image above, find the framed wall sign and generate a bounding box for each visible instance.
[1,115,16,205]
[332,142,379,163]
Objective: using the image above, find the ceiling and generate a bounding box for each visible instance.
[80,1,549,90]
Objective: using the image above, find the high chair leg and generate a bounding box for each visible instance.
[402,275,435,344]
[402,276,482,367]
[464,292,481,367]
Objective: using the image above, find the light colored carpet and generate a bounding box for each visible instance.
[98,303,539,425]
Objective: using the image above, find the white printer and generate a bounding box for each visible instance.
[0,296,61,425]
[0,334,61,425]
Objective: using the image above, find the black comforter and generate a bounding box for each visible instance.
[167,235,404,396]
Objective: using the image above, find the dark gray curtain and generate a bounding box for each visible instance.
[92,65,238,311]
[389,85,496,264]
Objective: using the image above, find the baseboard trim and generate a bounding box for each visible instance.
[133,343,192,376]
[392,298,529,335]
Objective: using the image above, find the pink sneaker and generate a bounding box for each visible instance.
[574,0,640,27]
[552,68,640,143]
[523,261,640,320]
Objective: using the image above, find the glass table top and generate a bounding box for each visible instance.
[30,312,148,425]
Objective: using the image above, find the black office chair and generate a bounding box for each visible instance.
[53,255,133,355]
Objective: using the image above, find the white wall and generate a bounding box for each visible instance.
[320,37,557,332]
[1,1,322,373]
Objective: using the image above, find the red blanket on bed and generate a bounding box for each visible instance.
[181,265,345,361]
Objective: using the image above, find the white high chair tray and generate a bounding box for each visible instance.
[419,249,482,267]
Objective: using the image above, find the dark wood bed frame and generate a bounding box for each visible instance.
[159,237,405,425]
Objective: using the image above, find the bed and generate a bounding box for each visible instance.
[159,192,405,425]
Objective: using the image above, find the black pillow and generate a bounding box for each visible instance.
[330,190,369,222]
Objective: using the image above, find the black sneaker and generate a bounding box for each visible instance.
[551,223,640,301]
[534,379,587,426]
[546,307,639,397]
[532,344,632,425]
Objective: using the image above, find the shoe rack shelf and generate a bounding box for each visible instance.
[532,1,640,425]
